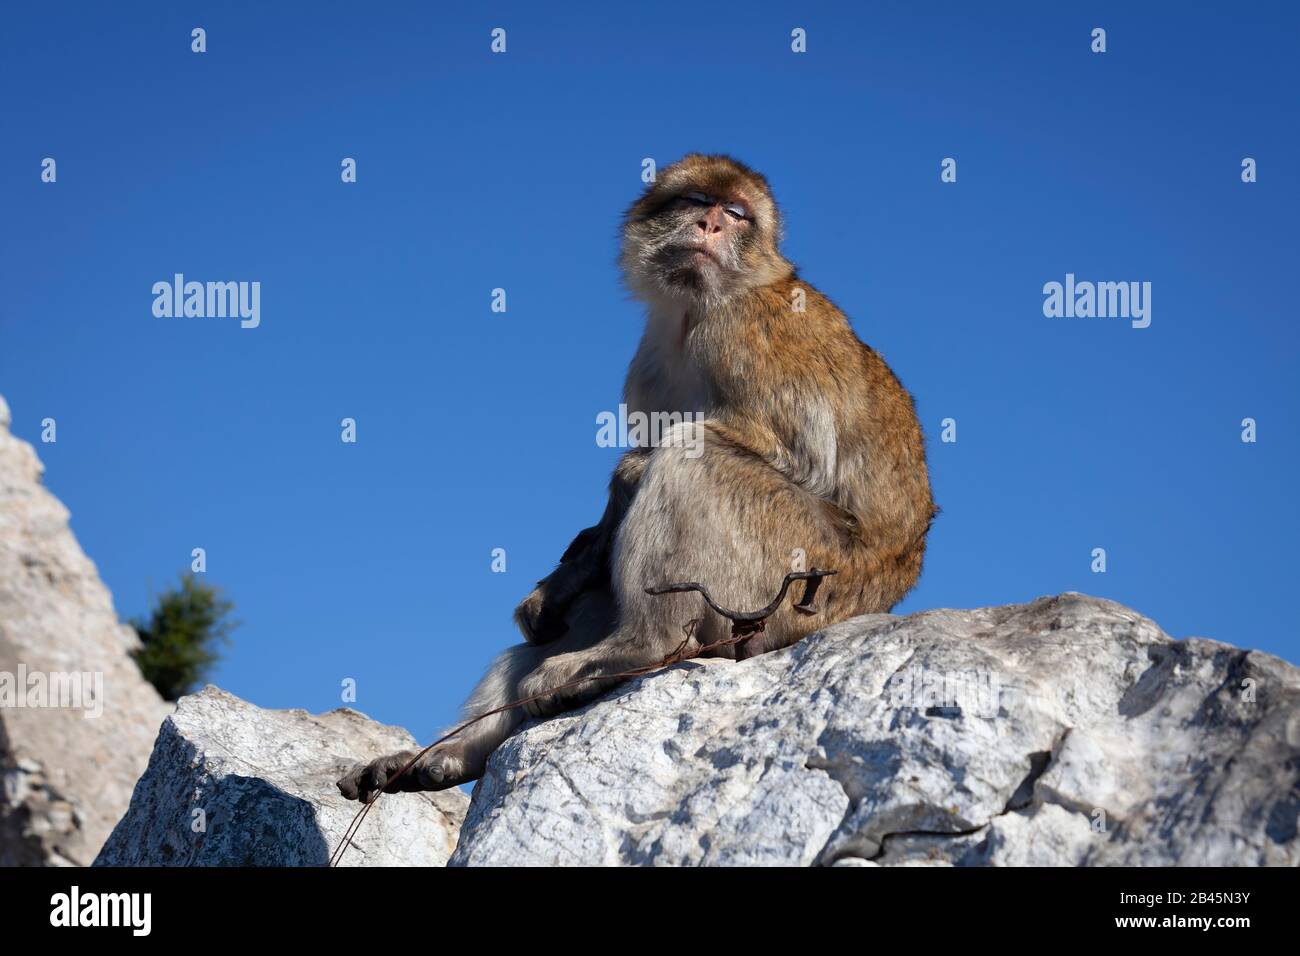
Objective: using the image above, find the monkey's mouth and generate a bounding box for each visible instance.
[661,244,725,271]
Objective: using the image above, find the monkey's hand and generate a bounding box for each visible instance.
[514,582,570,645]
[514,526,609,644]
[336,746,467,802]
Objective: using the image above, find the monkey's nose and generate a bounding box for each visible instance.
[695,210,724,235]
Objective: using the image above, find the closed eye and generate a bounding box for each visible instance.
[681,192,750,221]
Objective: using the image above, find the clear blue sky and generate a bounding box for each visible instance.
[3,2,1297,742]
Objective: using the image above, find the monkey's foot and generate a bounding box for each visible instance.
[335,745,469,802]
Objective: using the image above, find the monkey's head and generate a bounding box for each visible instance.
[620,154,791,308]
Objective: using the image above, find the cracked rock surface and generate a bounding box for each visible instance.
[95,686,469,866]
[450,593,1300,866]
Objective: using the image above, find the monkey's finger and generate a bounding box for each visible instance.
[363,761,392,798]
[371,751,423,795]
[396,756,440,792]
[383,762,420,793]
[336,764,366,801]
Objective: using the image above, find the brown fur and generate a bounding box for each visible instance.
[337,155,935,801]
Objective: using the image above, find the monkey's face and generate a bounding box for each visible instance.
[621,154,790,308]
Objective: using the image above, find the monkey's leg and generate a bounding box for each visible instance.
[337,592,615,801]
[518,425,855,717]
[514,448,650,644]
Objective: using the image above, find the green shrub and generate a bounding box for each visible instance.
[131,574,237,701]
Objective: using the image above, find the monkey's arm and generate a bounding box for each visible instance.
[513,448,651,644]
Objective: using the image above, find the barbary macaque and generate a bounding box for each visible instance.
[338,154,936,801]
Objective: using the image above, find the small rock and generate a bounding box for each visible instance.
[95,686,468,866]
